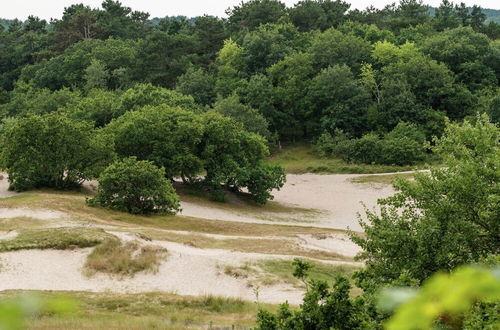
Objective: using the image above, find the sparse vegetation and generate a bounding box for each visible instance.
[0,291,276,329]
[220,259,360,288]
[0,227,113,252]
[84,238,167,277]
[349,172,417,185]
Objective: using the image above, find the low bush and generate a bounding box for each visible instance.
[344,133,384,164]
[87,157,180,215]
[381,136,425,165]
[313,129,350,158]
[314,122,426,166]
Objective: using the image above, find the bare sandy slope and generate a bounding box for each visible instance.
[181,173,396,231]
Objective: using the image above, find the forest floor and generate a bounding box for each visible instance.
[0,164,414,328]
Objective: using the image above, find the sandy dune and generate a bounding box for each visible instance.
[0,171,397,303]
[0,238,326,304]
[181,173,396,231]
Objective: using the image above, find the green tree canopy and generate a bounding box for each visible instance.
[352,115,499,290]
[0,113,114,191]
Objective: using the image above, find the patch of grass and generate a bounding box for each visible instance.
[0,290,279,329]
[141,229,350,261]
[0,191,344,238]
[257,259,360,288]
[84,239,167,277]
[220,263,254,279]
[0,217,48,231]
[349,172,417,185]
[0,227,114,252]
[268,144,420,174]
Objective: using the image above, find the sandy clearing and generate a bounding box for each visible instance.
[0,174,16,199]
[180,173,396,231]
[0,207,67,220]
[0,241,312,304]
[297,233,362,258]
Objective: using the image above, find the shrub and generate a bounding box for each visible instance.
[316,123,426,166]
[344,133,384,164]
[381,137,424,165]
[313,129,350,158]
[88,157,180,215]
[386,122,426,144]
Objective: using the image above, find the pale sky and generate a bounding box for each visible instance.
[2,0,499,21]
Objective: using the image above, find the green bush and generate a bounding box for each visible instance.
[88,157,180,215]
[236,163,286,204]
[316,123,426,166]
[386,122,426,144]
[381,137,424,165]
[313,129,350,158]
[344,133,384,164]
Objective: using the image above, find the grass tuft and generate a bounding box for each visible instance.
[84,239,167,277]
[0,227,114,252]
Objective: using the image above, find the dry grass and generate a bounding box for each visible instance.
[0,290,277,329]
[0,227,114,252]
[139,229,351,262]
[0,192,344,238]
[84,239,167,277]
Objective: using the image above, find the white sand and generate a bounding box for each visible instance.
[0,174,16,199]
[0,243,301,304]
[297,233,362,258]
[0,230,18,240]
[0,207,67,220]
[181,173,396,231]
[0,172,395,302]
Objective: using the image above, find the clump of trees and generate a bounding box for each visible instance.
[315,122,426,165]
[87,157,180,215]
[0,113,114,191]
